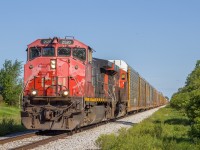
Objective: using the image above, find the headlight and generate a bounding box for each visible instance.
[31,90,37,96]
[51,60,56,69]
[62,90,69,97]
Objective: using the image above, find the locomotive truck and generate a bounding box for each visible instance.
[21,37,168,130]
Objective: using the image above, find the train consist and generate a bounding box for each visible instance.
[21,37,168,130]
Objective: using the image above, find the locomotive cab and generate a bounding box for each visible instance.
[22,37,93,130]
[24,37,92,97]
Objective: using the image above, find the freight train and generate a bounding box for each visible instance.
[21,37,168,130]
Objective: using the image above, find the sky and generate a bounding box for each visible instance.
[0,0,199,98]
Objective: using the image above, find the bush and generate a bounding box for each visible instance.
[0,118,25,136]
[170,91,190,110]
[96,107,200,150]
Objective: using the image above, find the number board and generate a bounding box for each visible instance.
[59,39,74,45]
[41,39,52,44]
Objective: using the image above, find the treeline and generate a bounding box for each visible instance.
[0,60,23,106]
[170,60,200,138]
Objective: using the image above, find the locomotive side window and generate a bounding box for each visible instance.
[72,48,86,61]
[42,47,55,56]
[29,47,41,60]
[58,47,71,56]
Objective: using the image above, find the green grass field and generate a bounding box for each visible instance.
[96,106,200,150]
[0,103,26,136]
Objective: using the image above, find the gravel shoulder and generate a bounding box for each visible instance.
[33,106,165,150]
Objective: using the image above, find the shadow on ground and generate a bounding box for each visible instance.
[153,118,190,126]
[113,121,136,126]
[164,118,190,126]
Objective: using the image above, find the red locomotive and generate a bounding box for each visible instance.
[21,37,168,130]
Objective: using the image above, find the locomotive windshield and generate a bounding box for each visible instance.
[42,47,55,56]
[29,47,41,60]
[29,47,55,60]
[58,47,71,56]
[73,48,86,61]
[29,46,86,60]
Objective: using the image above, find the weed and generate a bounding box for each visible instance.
[96,106,200,150]
[0,118,25,136]
[0,104,26,136]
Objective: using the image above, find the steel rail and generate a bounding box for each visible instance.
[9,120,111,150]
[11,133,69,150]
[0,132,37,145]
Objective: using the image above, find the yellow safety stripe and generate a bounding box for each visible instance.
[84,97,107,102]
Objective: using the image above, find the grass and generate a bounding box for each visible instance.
[0,103,26,136]
[96,106,200,150]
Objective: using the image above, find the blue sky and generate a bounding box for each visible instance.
[0,0,200,98]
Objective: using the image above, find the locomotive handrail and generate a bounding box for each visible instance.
[108,85,117,102]
[32,76,69,96]
[104,89,114,100]
[19,80,30,108]
[69,75,84,108]
[95,73,118,101]
[49,100,81,130]
[69,76,83,96]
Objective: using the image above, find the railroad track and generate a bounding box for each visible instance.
[0,107,160,150]
[8,123,106,150]
[0,132,36,145]
[0,120,115,150]
[10,132,68,150]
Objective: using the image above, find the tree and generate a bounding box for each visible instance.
[170,91,190,110]
[185,61,200,137]
[170,60,200,138]
[0,60,23,106]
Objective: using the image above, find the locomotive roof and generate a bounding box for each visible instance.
[109,60,128,72]
[27,37,89,48]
